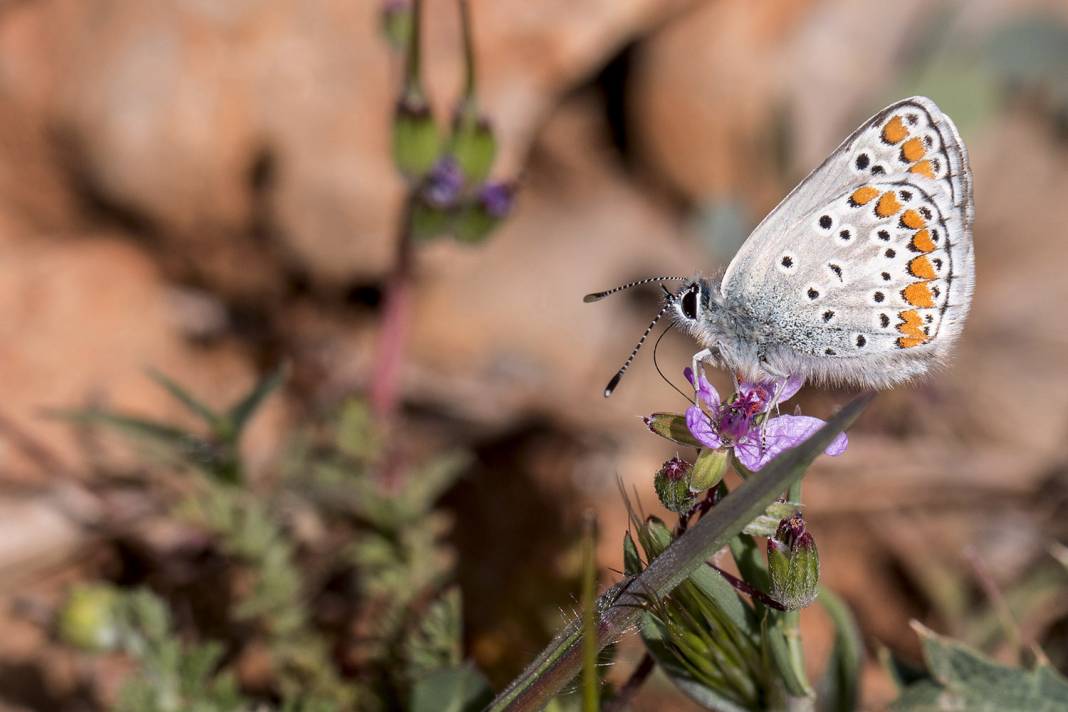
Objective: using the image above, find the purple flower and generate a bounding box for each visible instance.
[478,181,514,218]
[683,367,847,472]
[422,156,464,208]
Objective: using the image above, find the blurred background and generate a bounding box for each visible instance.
[2,0,1068,709]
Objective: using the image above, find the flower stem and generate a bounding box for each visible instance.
[370,194,416,419]
[708,563,787,612]
[782,480,809,693]
[457,0,477,103]
[485,394,872,712]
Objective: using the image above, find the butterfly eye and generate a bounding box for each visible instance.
[681,287,699,320]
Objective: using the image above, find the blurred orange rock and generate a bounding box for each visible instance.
[0,232,283,481]
[630,0,931,212]
[0,0,691,289]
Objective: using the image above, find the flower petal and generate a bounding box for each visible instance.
[732,415,847,471]
[739,374,806,413]
[690,367,720,410]
[685,405,722,449]
[776,375,805,404]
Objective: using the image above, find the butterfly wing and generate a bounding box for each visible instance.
[719,97,974,386]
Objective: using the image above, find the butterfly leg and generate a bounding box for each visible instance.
[756,360,791,453]
[690,348,715,391]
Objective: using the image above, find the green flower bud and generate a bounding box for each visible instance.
[411,198,453,241]
[380,0,412,51]
[58,584,119,651]
[654,457,696,514]
[638,516,673,560]
[623,530,643,576]
[689,448,728,491]
[642,413,702,447]
[450,110,496,184]
[452,182,513,244]
[767,514,820,610]
[392,97,442,180]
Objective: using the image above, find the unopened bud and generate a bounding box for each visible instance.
[392,97,441,180]
[450,109,497,184]
[642,413,702,448]
[58,584,119,651]
[767,514,819,610]
[380,0,412,51]
[689,448,728,491]
[654,457,696,514]
[452,181,514,243]
[638,516,673,560]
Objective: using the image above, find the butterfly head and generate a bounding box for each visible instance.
[672,279,709,324]
[670,277,724,334]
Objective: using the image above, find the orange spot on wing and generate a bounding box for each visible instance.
[882,116,908,144]
[901,137,926,162]
[896,309,929,348]
[900,209,926,229]
[902,282,935,308]
[908,255,937,280]
[849,186,879,206]
[910,229,936,253]
[910,160,935,178]
[897,309,925,338]
[875,191,901,218]
[897,336,927,348]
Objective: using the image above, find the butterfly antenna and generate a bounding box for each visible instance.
[603,301,674,397]
[584,276,689,303]
[652,322,695,405]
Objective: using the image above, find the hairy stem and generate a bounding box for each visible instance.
[484,394,873,712]
[370,195,415,419]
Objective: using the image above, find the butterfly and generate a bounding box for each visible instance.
[586,96,974,396]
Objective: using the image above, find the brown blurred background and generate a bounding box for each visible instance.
[2,0,1068,709]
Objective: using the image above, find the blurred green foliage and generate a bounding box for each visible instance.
[56,372,487,712]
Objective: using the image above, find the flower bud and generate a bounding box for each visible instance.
[58,584,119,651]
[767,514,819,610]
[450,110,497,185]
[623,530,643,576]
[642,413,703,447]
[421,156,464,208]
[638,516,673,560]
[380,0,412,51]
[452,181,514,244]
[654,457,697,514]
[689,448,728,491]
[392,96,442,180]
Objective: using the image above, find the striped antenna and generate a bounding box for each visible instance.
[583,276,689,303]
[603,299,675,397]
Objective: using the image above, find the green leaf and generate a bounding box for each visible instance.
[147,368,220,427]
[637,516,673,561]
[764,614,814,698]
[487,394,872,712]
[639,614,751,712]
[687,565,758,637]
[411,663,493,712]
[227,363,287,437]
[406,587,463,677]
[892,622,1068,711]
[623,531,643,576]
[818,587,863,712]
[50,409,197,451]
[742,501,802,537]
